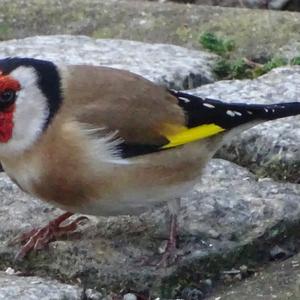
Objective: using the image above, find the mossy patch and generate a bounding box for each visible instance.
[200,32,235,56]
[200,32,300,79]
[291,56,300,65]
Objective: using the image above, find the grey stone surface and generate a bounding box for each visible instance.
[0,35,217,89]
[0,271,102,300]
[263,0,291,9]
[0,159,300,297]
[207,251,300,300]
[188,66,300,182]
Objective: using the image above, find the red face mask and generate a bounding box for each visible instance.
[0,74,21,143]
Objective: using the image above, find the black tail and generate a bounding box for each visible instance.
[118,90,300,158]
[171,90,300,130]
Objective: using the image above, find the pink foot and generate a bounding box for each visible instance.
[14,212,88,260]
[157,214,179,267]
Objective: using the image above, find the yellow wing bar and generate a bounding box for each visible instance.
[161,123,225,149]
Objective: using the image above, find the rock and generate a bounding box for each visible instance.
[0,159,300,297]
[267,0,291,9]
[181,287,204,300]
[285,0,300,11]
[206,251,300,300]
[0,35,217,90]
[123,293,137,300]
[1,0,300,59]
[269,244,293,260]
[0,271,102,300]
[187,66,300,182]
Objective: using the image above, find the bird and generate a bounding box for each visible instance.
[0,57,299,265]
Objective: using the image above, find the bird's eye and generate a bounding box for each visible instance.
[0,90,16,104]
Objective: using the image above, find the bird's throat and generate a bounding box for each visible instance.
[0,104,14,143]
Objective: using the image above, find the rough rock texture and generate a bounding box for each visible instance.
[0,159,300,298]
[0,34,299,297]
[0,271,102,300]
[1,0,300,59]
[207,251,300,300]
[188,66,300,182]
[0,35,217,89]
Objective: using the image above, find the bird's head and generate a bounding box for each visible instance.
[0,57,62,157]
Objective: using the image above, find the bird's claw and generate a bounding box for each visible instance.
[13,213,88,260]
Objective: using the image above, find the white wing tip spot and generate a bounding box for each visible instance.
[203,103,215,108]
[226,110,242,117]
[170,89,178,94]
[226,110,236,117]
[178,96,190,103]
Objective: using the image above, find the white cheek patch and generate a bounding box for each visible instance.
[0,67,49,157]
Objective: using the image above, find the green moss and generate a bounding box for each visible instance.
[213,54,300,80]
[213,58,232,78]
[231,58,251,79]
[200,32,235,56]
[201,31,298,80]
[262,57,287,72]
[251,57,286,77]
[291,56,300,65]
[213,57,254,79]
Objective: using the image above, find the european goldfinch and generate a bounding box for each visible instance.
[0,57,299,264]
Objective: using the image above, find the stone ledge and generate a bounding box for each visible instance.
[0,159,299,297]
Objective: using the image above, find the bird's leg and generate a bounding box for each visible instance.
[14,212,88,260]
[156,198,181,267]
[156,213,178,267]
